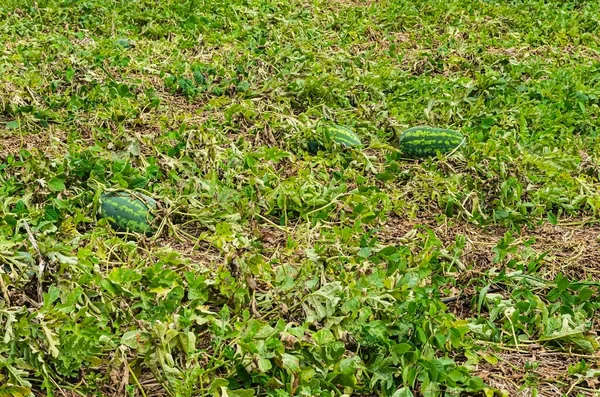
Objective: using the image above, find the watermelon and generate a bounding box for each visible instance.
[398,126,464,159]
[100,191,157,236]
[307,139,321,155]
[322,124,362,148]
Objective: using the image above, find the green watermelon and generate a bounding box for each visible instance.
[398,126,464,159]
[323,124,362,148]
[100,191,157,236]
[307,139,321,155]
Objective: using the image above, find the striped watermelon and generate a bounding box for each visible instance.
[398,126,464,159]
[323,124,362,148]
[100,191,157,236]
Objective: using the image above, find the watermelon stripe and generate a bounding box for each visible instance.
[331,126,354,134]
[401,139,462,148]
[399,133,462,142]
[399,126,464,159]
[333,134,361,145]
[105,198,145,215]
[101,192,157,236]
[404,126,458,134]
[325,124,362,147]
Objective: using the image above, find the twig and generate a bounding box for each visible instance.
[255,212,287,231]
[0,275,10,305]
[21,294,42,308]
[566,378,583,396]
[448,136,467,157]
[539,351,600,359]
[440,286,502,304]
[47,377,69,397]
[58,385,87,397]
[438,251,466,271]
[305,192,355,217]
[475,340,531,354]
[126,361,147,397]
[556,217,600,227]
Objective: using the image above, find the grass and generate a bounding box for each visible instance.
[1,0,600,396]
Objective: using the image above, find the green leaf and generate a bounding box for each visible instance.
[357,247,371,258]
[13,200,27,215]
[129,177,148,189]
[467,377,485,391]
[577,287,593,303]
[48,177,66,192]
[0,385,31,397]
[209,379,229,396]
[402,364,418,387]
[392,388,415,397]
[43,285,60,306]
[480,353,498,365]
[280,353,300,372]
[447,369,465,382]
[338,356,360,375]
[100,279,118,296]
[370,363,395,391]
[5,120,20,129]
[391,343,412,357]
[116,38,132,48]
[44,205,59,221]
[220,388,255,397]
[416,327,427,344]
[3,312,15,344]
[376,172,396,181]
[324,341,346,362]
[477,285,490,314]
[257,357,272,372]
[65,67,75,81]
[313,329,335,345]
[41,323,60,358]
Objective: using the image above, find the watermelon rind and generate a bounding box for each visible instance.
[321,124,362,148]
[100,191,157,236]
[398,126,464,159]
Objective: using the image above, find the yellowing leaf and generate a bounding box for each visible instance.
[41,323,60,358]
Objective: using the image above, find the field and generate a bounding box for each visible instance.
[1,0,600,396]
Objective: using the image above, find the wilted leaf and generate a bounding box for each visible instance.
[121,330,144,348]
[280,353,300,372]
[302,282,342,322]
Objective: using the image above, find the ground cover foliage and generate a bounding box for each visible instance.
[1,0,600,395]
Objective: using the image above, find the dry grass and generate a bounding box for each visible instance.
[0,127,68,157]
[378,216,600,395]
[475,348,600,396]
[380,215,600,282]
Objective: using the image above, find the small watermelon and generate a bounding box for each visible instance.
[322,124,362,148]
[307,139,321,155]
[100,191,157,236]
[398,126,464,159]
